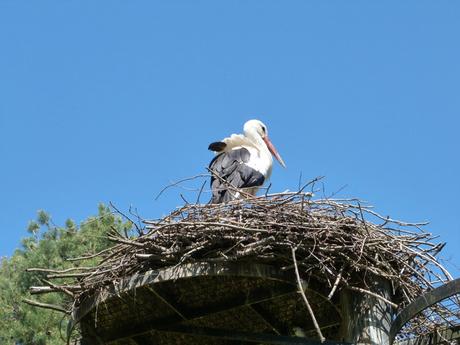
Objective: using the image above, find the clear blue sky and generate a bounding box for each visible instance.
[1,2,459,277]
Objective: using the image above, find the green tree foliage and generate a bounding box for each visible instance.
[0,204,132,344]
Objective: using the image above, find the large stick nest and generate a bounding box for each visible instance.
[28,182,456,340]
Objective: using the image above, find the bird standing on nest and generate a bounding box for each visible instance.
[208,119,286,204]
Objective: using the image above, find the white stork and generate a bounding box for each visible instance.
[208,119,286,203]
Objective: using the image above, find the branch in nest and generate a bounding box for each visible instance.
[23,298,69,314]
[347,286,398,309]
[291,247,325,343]
[30,285,81,295]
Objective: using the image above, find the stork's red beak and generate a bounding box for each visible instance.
[263,136,286,168]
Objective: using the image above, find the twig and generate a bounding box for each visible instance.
[291,246,325,343]
[180,193,190,205]
[348,286,398,309]
[196,180,207,204]
[66,245,119,262]
[155,174,210,200]
[41,279,75,297]
[26,267,93,273]
[23,298,69,314]
[30,286,80,294]
[107,235,145,247]
[327,266,344,300]
[109,201,138,237]
[207,167,255,199]
[177,221,270,233]
[46,272,90,279]
[129,205,145,236]
[264,182,272,197]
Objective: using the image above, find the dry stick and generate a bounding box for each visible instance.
[378,247,434,289]
[357,202,370,236]
[30,286,80,294]
[276,176,323,205]
[46,272,90,279]
[291,246,325,343]
[207,167,255,199]
[262,191,313,199]
[107,235,146,247]
[347,286,398,309]
[29,286,56,294]
[176,244,206,266]
[23,298,69,314]
[364,208,429,227]
[135,253,154,259]
[129,205,146,236]
[66,245,120,262]
[41,279,75,297]
[29,286,68,295]
[179,193,189,205]
[109,202,141,236]
[264,182,272,197]
[26,267,93,273]
[154,173,210,200]
[176,221,270,233]
[327,265,344,300]
[98,244,130,265]
[196,179,207,204]
[401,243,453,281]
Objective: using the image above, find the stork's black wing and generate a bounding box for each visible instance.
[208,147,265,204]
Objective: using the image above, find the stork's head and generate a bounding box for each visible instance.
[243,119,286,168]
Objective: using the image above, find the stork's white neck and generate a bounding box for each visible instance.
[244,128,264,150]
[243,128,273,179]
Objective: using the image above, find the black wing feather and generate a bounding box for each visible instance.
[209,147,265,204]
[208,141,227,152]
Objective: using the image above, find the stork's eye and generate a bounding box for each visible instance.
[261,126,266,134]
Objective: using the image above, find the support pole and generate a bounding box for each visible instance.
[340,278,393,345]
